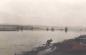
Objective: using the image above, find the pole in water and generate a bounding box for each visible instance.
[65,27,68,32]
[51,28,55,31]
[46,28,49,31]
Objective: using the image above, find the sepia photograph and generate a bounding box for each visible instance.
[0,0,86,55]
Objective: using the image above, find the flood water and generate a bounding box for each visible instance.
[0,31,86,55]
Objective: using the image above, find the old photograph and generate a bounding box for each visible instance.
[0,0,86,55]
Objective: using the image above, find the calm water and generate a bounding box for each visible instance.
[0,31,86,55]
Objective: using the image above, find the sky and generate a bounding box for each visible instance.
[0,0,86,26]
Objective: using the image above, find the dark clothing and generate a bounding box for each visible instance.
[46,39,53,46]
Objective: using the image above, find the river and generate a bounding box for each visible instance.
[0,31,85,55]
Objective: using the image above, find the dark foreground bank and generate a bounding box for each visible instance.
[16,35,86,55]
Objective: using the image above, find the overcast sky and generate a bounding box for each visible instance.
[0,0,86,26]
